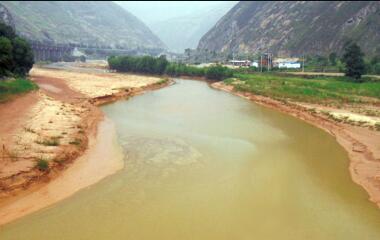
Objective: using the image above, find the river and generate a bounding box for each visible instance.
[1,79,380,239]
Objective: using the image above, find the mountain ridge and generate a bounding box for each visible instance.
[198,1,380,56]
[0,1,166,50]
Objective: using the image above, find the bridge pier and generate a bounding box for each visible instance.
[29,41,74,62]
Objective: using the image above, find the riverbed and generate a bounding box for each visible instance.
[1,79,380,239]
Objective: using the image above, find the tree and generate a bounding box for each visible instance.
[154,55,169,75]
[329,52,337,66]
[342,42,365,81]
[0,22,16,40]
[0,22,34,77]
[12,37,34,75]
[0,37,13,76]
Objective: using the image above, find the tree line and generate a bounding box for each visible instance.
[108,55,233,81]
[306,41,371,81]
[0,22,34,78]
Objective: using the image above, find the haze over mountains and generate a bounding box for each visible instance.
[117,1,237,53]
[1,1,378,58]
[0,1,165,50]
[198,1,380,57]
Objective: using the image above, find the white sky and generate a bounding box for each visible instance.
[115,1,236,24]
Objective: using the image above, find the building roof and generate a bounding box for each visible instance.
[273,58,300,63]
[229,60,251,63]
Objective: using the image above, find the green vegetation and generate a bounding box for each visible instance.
[36,137,60,146]
[0,78,38,102]
[108,55,168,75]
[157,78,169,85]
[164,63,205,77]
[0,23,36,102]
[366,47,380,75]
[69,138,82,146]
[36,158,49,171]
[0,22,34,77]
[226,73,380,104]
[108,55,233,80]
[342,42,366,80]
[205,64,233,80]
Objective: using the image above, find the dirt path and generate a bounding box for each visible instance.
[0,92,39,137]
[32,75,86,103]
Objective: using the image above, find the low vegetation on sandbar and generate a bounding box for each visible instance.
[108,55,233,80]
[225,43,379,107]
[0,78,38,102]
[225,73,380,105]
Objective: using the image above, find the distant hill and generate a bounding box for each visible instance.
[198,1,380,56]
[117,1,237,53]
[0,3,14,29]
[0,1,166,50]
[149,2,236,53]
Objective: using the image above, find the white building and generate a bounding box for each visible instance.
[229,60,251,67]
[278,62,301,69]
[273,58,301,69]
[251,61,259,67]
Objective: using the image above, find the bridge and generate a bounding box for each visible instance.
[29,41,75,62]
[28,40,165,62]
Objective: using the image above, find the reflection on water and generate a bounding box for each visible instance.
[1,79,380,240]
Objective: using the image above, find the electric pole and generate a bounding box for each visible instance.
[302,54,305,72]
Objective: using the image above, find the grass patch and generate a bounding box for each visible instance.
[0,78,38,102]
[36,137,60,146]
[24,127,36,133]
[69,138,82,146]
[36,158,49,171]
[375,123,380,131]
[157,78,169,85]
[226,73,380,104]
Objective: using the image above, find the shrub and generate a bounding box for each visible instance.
[108,55,232,81]
[36,137,60,146]
[205,65,233,80]
[36,159,49,171]
[69,138,82,146]
[108,55,169,75]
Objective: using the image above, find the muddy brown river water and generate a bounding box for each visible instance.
[1,79,380,239]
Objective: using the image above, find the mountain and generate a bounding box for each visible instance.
[198,1,380,56]
[0,1,165,50]
[149,2,237,53]
[116,1,237,53]
[0,3,14,29]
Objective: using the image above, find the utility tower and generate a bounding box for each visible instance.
[302,55,305,72]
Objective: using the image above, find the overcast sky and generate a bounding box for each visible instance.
[115,1,236,24]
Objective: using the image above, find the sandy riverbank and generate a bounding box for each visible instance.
[0,118,124,226]
[0,66,170,226]
[211,81,380,208]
